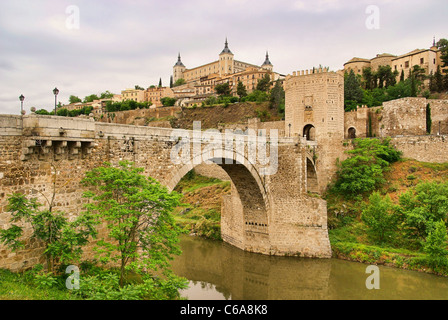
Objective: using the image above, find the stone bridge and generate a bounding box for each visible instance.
[0,114,331,271]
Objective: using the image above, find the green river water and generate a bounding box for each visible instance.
[171,235,448,300]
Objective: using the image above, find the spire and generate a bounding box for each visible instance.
[220,37,233,55]
[262,51,272,66]
[174,52,185,67]
[433,36,436,47]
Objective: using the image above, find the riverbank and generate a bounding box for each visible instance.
[326,158,448,277]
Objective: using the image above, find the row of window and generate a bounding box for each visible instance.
[394,57,436,70]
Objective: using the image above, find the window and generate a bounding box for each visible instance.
[420,58,424,64]
[405,61,409,68]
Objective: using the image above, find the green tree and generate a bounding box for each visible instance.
[236,81,247,99]
[344,70,364,111]
[35,109,51,115]
[82,161,184,287]
[256,73,271,92]
[69,95,82,104]
[399,181,448,242]
[84,94,100,103]
[434,66,444,92]
[424,220,448,267]
[399,69,405,82]
[376,65,398,89]
[332,138,401,198]
[215,83,231,97]
[269,80,285,114]
[160,97,176,107]
[100,91,114,99]
[134,85,145,90]
[361,192,398,243]
[158,78,162,87]
[56,108,69,117]
[362,67,375,90]
[437,38,448,72]
[426,103,432,134]
[170,76,173,88]
[173,79,186,87]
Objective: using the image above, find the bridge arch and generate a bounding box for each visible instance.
[165,149,272,254]
[305,156,319,193]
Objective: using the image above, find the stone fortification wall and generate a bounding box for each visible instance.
[391,135,448,163]
[344,98,448,139]
[99,106,181,127]
[380,98,428,137]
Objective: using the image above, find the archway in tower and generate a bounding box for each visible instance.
[303,124,316,141]
[348,127,357,139]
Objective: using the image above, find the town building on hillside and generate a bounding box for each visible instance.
[121,88,146,103]
[343,38,444,81]
[145,86,175,107]
[172,39,285,106]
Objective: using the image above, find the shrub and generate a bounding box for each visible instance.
[332,138,402,198]
[399,181,448,242]
[361,192,398,244]
[424,220,448,268]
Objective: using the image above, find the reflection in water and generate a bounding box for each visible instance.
[171,235,448,300]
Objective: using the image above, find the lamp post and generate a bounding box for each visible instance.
[288,123,291,137]
[19,94,25,115]
[53,87,59,116]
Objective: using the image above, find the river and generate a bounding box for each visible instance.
[171,235,448,300]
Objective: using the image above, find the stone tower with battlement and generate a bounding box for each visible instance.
[284,67,345,191]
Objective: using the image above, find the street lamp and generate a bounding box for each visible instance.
[53,87,59,116]
[19,94,25,115]
[288,123,291,137]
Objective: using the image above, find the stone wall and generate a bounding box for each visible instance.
[429,100,448,135]
[344,98,448,139]
[344,106,369,138]
[391,135,448,163]
[98,106,181,126]
[380,98,428,137]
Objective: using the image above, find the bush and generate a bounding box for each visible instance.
[424,220,448,268]
[399,181,448,242]
[361,192,398,244]
[332,138,402,198]
[241,90,268,103]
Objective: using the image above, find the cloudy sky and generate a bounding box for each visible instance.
[0,0,446,114]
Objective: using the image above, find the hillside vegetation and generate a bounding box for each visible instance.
[173,171,230,240]
[326,139,448,276]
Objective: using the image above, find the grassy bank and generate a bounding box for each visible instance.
[173,171,230,240]
[327,158,448,276]
[0,269,74,300]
